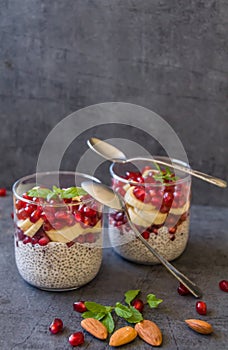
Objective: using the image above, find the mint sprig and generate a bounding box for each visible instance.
[80,290,163,333]
[153,163,178,183]
[27,185,87,201]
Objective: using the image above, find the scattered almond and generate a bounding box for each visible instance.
[109,326,137,347]
[185,319,213,335]
[135,320,162,346]
[81,318,108,340]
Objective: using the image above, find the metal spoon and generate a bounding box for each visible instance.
[87,138,227,188]
[81,181,203,298]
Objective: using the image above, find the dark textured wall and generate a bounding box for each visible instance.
[0,0,227,205]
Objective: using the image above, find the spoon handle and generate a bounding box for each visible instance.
[152,159,227,188]
[125,211,203,298]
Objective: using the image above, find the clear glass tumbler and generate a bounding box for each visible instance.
[13,171,103,291]
[109,157,191,264]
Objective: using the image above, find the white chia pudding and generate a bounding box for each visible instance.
[15,240,102,290]
[109,218,189,265]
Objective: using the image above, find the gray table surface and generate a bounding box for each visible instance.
[0,195,227,350]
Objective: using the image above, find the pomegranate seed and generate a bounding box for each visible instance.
[68,332,84,347]
[38,237,50,246]
[16,228,25,240]
[22,193,32,200]
[75,212,83,222]
[15,199,26,210]
[54,210,69,221]
[180,212,188,221]
[83,206,97,217]
[160,205,169,213]
[169,226,177,234]
[66,241,75,248]
[17,208,29,220]
[196,301,207,315]
[114,211,125,221]
[24,205,34,216]
[151,196,162,207]
[43,221,53,231]
[163,192,174,208]
[30,209,42,223]
[177,283,190,296]
[125,171,142,182]
[0,188,7,196]
[73,301,87,313]
[23,236,32,244]
[142,231,150,239]
[85,233,96,243]
[133,186,146,202]
[170,234,176,241]
[219,280,228,292]
[76,235,85,244]
[53,221,65,230]
[131,299,144,312]
[11,212,14,219]
[31,237,39,245]
[66,215,75,226]
[49,318,63,334]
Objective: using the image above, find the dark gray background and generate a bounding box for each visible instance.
[0,0,227,205]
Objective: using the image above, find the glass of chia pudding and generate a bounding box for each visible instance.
[109,157,191,264]
[12,172,103,291]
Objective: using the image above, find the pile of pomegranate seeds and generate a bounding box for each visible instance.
[0,188,6,196]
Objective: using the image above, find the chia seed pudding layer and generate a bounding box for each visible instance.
[109,218,189,265]
[15,239,102,290]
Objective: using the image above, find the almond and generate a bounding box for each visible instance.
[135,320,162,346]
[185,319,213,335]
[81,318,108,340]
[109,326,137,347]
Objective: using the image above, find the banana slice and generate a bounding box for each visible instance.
[46,220,102,243]
[124,187,155,211]
[128,207,151,227]
[17,218,33,231]
[24,218,44,237]
[123,183,131,192]
[134,208,167,225]
[170,201,190,215]
[45,231,70,243]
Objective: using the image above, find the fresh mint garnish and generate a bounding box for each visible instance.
[146,294,163,308]
[82,311,106,320]
[84,301,112,314]
[124,289,140,305]
[27,185,87,201]
[101,312,115,333]
[114,302,132,318]
[125,306,143,323]
[153,163,178,183]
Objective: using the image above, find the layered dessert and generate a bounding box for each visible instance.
[14,185,103,290]
[109,161,191,264]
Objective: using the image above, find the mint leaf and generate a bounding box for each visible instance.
[101,312,115,333]
[114,303,132,319]
[27,187,52,198]
[126,306,143,323]
[61,187,87,199]
[147,294,163,308]
[124,290,140,306]
[85,301,110,315]
[81,311,106,320]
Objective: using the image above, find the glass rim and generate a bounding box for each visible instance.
[109,156,191,187]
[12,171,101,207]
